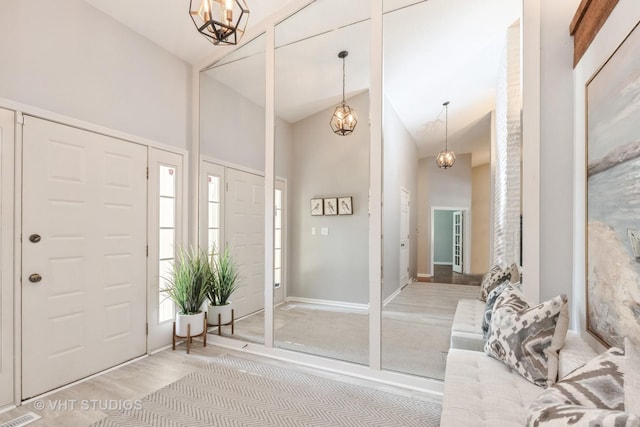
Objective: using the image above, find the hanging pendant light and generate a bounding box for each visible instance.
[436,101,456,169]
[189,0,250,46]
[330,51,358,136]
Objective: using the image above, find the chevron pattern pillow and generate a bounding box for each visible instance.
[479,264,511,301]
[484,285,569,388]
[527,347,640,426]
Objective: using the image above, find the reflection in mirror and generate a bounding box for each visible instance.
[273,0,371,364]
[199,33,266,345]
[381,0,522,378]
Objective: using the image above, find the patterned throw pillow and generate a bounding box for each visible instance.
[484,285,569,388]
[508,262,521,284]
[626,339,640,418]
[482,280,510,342]
[527,347,640,426]
[479,264,511,301]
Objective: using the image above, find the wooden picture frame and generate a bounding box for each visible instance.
[310,198,323,216]
[337,197,353,215]
[323,198,337,216]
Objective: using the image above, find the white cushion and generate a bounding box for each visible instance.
[558,331,598,379]
[450,299,484,352]
[441,349,544,427]
[626,338,640,418]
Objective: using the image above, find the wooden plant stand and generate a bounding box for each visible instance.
[172,313,207,354]
[213,309,235,336]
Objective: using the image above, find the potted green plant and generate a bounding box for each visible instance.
[162,245,210,337]
[207,246,240,326]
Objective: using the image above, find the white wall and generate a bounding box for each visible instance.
[199,75,265,171]
[417,153,472,275]
[538,0,581,302]
[289,92,370,304]
[0,0,191,149]
[382,97,418,299]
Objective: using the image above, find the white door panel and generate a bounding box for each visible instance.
[22,117,147,398]
[226,168,265,318]
[453,211,463,274]
[0,108,14,407]
[148,149,186,352]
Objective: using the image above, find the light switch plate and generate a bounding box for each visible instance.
[311,227,316,235]
[321,227,329,236]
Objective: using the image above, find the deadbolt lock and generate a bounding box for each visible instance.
[29,273,42,283]
[29,234,41,243]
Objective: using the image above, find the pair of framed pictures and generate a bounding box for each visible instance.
[311,197,352,216]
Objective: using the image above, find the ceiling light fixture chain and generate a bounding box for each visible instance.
[330,50,358,136]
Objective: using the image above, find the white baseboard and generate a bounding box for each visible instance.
[284,296,368,311]
[417,273,432,278]
[433,262,453,266]
[383,288,402,306]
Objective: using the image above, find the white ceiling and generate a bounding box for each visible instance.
[85,0,521,164]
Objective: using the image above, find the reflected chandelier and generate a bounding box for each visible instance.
[436,101,456,169]
[189,0,250,46]
[330,51,358,136]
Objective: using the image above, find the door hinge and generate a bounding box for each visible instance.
[146,167,149,179]
[226,182,229,192]
[146,245,149,257]
[146,323,149,335]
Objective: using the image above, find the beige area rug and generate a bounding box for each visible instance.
[91,356,441,427]
[229,282,480,380]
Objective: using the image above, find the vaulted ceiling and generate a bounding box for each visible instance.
[84,0,521,165]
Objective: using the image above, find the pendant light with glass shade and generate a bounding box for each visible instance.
[436,101,456,169]
[330,51,358,136]
[189,0,250,46]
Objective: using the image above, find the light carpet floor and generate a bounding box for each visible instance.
[226,281,480,380]
[90,355,441,427]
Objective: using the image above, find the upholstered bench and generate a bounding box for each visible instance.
[450,298,485,352]
[440,332,598,426]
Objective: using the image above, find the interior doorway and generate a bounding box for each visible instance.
[430,206,469,277]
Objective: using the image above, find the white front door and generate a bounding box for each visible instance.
[22,117,147,398]
[452,211,463,274]
[225,168,265,318]
[400,188,410,286]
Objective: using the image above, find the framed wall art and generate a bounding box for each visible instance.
[311,198,323,216]
[586,22,640,348]
[323,198,337,216]
[338,197,353,215]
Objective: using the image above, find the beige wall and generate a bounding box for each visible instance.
[471,164,491,274]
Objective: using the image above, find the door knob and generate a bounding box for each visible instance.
[28,273,42,283]
[29,234,41,243]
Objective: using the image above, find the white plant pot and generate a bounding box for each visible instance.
[208,302,233,326]
[175,311,205,337]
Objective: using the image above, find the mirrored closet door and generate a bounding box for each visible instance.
[272,0,371,364]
